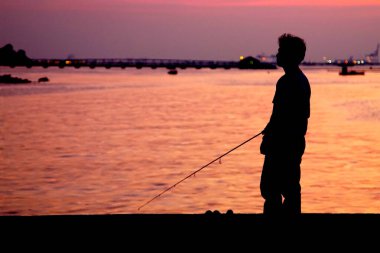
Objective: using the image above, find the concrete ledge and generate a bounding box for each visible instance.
[2,213,379,231]
[2,214,379,248]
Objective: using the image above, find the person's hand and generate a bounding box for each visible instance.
[260,135,269,155]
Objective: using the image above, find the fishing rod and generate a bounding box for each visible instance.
[137,131,263,211]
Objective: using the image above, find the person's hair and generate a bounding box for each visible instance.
[278,33,306,65]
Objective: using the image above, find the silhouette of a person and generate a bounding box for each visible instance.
[260,34,311,215]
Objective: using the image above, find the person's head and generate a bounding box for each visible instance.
[276,33,306,68]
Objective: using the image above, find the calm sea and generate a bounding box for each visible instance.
[1,66,380,215]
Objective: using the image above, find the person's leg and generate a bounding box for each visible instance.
[260,155,282,215]
[281,155,302,215]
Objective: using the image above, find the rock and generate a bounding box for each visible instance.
[38,77,49,82]
[0,74,31,84]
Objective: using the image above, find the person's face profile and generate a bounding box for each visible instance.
[276,47,284,67]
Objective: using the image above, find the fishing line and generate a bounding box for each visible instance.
[138,131,263,211]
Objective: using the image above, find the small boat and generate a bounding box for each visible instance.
[339,66,365,75]
[339,70,365,76]
[168,69,178,75]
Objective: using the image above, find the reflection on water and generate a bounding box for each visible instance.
[1,67,380,215]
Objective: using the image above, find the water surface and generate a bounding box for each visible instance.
[1,66,379,214]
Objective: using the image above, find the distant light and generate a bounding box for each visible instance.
[328,60,332,64]
[65,60,72,65]
[239,56,244,60]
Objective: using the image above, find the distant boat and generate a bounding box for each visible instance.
[339,66,365,76]
[339,70,365,76]
[168,69,178,75]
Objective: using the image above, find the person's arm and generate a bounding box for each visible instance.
[262,77,284,135]
[260,110,276,155]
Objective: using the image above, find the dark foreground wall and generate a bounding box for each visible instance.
[2,214,379,249]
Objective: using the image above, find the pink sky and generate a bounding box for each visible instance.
[2,0,380,7]
[2,0,380,11]
[1,0,379,61]
[132,0,380,6]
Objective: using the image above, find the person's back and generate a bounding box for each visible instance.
[260,34,311,215]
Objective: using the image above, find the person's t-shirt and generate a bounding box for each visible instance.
[265,70,311,138]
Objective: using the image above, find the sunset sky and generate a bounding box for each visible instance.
[1,0,379,61]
